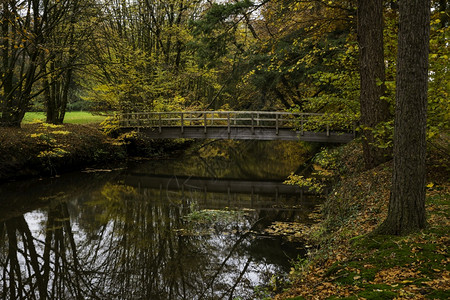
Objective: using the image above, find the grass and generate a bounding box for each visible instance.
[23,111,108,124]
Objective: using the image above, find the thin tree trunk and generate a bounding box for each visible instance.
[57,68,72,124]
[44,60,55,124]
[377,0,430,235]
[358,0,391,169]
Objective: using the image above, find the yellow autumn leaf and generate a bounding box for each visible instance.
[432,268,441,272]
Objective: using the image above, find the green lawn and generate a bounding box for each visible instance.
[23,111,108,124]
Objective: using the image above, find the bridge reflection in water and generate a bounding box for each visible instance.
[125,173,326,210]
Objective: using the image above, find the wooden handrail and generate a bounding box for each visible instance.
[118,111,356,136]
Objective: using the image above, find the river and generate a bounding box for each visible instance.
[0,140,322,299]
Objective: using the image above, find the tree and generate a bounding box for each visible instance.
[82,0,221,113]
[377,0,431,235]
[42,0,82,124]
[1,1,44,127]
[0,0,84,126]
[357,0,391,169]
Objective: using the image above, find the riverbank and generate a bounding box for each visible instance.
[0,122,189,182]
[275,138,449,299]
[0,122,123,181]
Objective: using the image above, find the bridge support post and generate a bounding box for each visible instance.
[227,113,231,135]
[181,113,184,134]
[301,115,304,135]
[204,114,207,134]
[251,113,254,134]
[158,113,162,133]
[276,114,279,135]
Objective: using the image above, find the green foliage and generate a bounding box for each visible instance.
[299,36,360,118]
[380,5,449,145]
[99,115,120,135]
[360,120,394,150]
[252,284,272,300]
[284,173,325,193]
[428,14,450,139]
[27,121,72,172]
[67,100,93,112]
[284,145,354,194]
[240,1,360,114]
[313,148,340,170]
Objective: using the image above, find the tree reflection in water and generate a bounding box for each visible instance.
[0,141,319,299]
[0,182,314,299]
[0,202,85,299]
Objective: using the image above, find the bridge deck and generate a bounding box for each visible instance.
[119,111,355,143]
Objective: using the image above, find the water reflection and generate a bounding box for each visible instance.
[130,140,313,180]
[0,141,320,299]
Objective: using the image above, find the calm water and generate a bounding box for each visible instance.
[0,140,321,299]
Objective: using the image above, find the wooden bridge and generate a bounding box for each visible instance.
[119,111,356,143]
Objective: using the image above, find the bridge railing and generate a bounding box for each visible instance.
[120,111,324,131]
[118,111,357,138]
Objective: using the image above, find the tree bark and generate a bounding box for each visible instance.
[357,0,391,169]
[377,0,430,235]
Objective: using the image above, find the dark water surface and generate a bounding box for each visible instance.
[0,140,321,299]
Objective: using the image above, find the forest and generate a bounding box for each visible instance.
[0,0,446,126]
[0,1,449,298]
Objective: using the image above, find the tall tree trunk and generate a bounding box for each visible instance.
[377,0,430,235]
[357,0,391,169]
